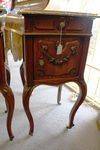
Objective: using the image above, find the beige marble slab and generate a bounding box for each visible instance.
[19,10,99,18]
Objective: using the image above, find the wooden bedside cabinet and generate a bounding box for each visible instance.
[20,10,96,135]
[0,31,15,140]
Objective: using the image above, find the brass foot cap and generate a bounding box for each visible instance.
[29,132,33,136]
[66,124,74,129]
[10,136,14,141]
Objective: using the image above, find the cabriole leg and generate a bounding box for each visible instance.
[67,79,87,129]
[23,86,36,135]
[1,86,15,140]
[5,66,11,113]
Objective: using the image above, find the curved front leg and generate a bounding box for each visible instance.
[5,65,11,86]
[5,65,11,113]
[1,86,15,140]
[23,86,36,135]
[67,79,87,129]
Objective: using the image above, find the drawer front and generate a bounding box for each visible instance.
[34,36,83,79]
[25,15,92,34]
[66,17,92,33]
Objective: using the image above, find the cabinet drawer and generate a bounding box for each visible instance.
[34,36,83,80]
[25,15,92,34]
[66,17,92,33]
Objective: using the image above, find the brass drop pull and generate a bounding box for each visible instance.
[57,21,65,55]
[59,21,65,28]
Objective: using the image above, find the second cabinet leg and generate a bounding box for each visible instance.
[5,66,11,113]
[23,86,35,135]
[1,86,15,140]
[67,79,87,129]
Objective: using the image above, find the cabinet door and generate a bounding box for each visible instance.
[34,36,83,80]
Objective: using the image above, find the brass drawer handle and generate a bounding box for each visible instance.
[59,22,65,29]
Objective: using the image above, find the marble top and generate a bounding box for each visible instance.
[19,10,99,18]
